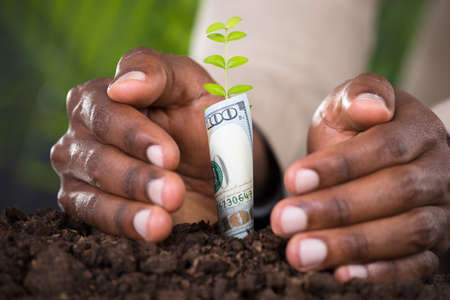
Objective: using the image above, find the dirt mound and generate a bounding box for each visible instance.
[1,207,449,299]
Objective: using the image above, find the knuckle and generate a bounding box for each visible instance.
[68,78,111,128]
[429,172,450,205]
[65,86,80,116]
[342,230,370,261]
[418,251,439,278]
[382,128,412,162]
[123,127,138,155]
[329,196,351,226]
[113,202,128,235]
[85,146,102,188]
[329,153,353,182]
[90,103,110,140]
[50,136,69,173]
[394,166,421,204]
[56,186,67,211]
[408,208,443,251]
[122,165,143,199]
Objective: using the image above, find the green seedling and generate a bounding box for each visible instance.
[203,16,253,99]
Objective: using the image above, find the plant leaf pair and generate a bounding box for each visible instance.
[205,17,242,34]
[207,31,246,43]
[203,83,253,97]
[204,55,248,69]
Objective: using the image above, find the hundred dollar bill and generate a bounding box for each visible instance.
[204,93,253,238]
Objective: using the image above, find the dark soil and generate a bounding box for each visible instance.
[0,207,449,299]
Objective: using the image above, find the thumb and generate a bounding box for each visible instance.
[107,47,213,108]
[308,73,395,152]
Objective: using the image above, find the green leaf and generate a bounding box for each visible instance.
[227,56,248,68]
[204,83,226,96]
[227,31,246,41]
[228,85,253,95]
[249,105,254,109]
[207,33,225,43]
[226,16,242,29]
[204,55,226,69]
[206,22,226,33]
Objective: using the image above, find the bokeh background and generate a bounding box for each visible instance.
[0,0,425,211]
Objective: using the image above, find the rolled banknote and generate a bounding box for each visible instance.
[204,93,254,238]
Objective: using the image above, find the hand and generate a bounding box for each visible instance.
[51,47,223,242]
[270,73,450,282]
[51,47,272,243]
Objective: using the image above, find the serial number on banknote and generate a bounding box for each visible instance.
[217,190,253,209]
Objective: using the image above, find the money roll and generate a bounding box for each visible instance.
[204,93,254,238]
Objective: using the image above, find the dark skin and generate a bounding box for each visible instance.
[51,47,450,282]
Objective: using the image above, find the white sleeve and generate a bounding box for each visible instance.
[190,0,378,171]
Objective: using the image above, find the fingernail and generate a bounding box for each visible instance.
[346,265,368,279]
[354,93,386,107]
[147,177,165,206]
[295,169,319,194]
[298,238,327,269]
[281,206,308,234]
[133,208,152,240]
[112,71,146,86]
[147,145,164,167]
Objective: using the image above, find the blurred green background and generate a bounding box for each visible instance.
[0,0,425,211]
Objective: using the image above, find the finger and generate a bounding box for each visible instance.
[309,73,395,152]
[285,91,440,195]
[54,136,184,212]
[285,206,447,271]
[58,177,172,242]
[107,47,214,107]
[334,251,439,283]
[68,78,180,169]
[272,154,448,236]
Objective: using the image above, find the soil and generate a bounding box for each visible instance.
[0,207,449,299]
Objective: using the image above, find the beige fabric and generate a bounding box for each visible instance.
[400,0,450,108]
[399,0,450,130]
[190,0,449,172]
[190,0,378,171]
[432,99,450,131]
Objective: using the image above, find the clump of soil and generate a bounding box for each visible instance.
[0,207,449,299]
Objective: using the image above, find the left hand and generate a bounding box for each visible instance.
[270,73,450,282]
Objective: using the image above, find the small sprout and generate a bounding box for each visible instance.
[203,17,253,100]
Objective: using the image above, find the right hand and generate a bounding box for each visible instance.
[50,47,222,242]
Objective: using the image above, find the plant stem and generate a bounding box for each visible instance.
[224,28,229,99]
